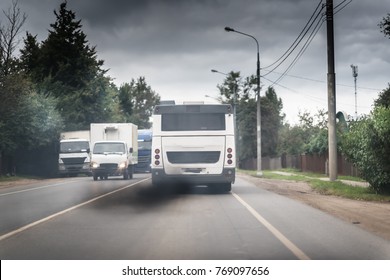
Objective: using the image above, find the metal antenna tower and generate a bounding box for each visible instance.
[351,64,358,119]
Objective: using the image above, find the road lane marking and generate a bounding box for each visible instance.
[0,178,150,242]
[232,191,310,260]
[0,179,86,197]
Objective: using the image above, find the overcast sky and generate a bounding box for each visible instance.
[2,0,389,124]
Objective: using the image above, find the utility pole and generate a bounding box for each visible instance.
[351,64,358,119]
[326,0,337,181]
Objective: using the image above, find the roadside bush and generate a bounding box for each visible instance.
[341,107,390,193]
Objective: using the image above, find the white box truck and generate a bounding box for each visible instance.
[58,130,91,176]
[90,123,138,180]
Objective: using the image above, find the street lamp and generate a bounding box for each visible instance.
[204,94,220,102]
[225,27,262,176]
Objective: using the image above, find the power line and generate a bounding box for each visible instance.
[261,0,324,71]
[262,0,353,85]
[262,69,382,92]
[262,74,373,110]
[334,0,353,15]
[262,0,324,72]
[269,12,325,86]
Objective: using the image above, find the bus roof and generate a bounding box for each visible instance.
[153,104,232,115]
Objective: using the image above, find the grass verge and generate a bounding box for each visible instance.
[238,169,390,202]
[0,175,41,183]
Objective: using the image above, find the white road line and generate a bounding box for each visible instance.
[232,191,310,260]
[0,179,86,197]
[0,178,150,242]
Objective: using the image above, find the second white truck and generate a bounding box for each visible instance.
[58,130,91,176]
[90,123,138,180]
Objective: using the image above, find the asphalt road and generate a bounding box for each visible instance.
[0,174,389,260]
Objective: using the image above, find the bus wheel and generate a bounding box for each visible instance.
[210,183,231,193]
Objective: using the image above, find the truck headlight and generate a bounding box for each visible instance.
[91,162,99,169]
[119,161,127,169]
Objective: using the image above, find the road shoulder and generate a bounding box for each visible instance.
[238,173,390,241]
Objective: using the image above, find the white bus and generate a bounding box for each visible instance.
[151,103,236,192]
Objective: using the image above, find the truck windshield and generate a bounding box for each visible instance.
[93,143,125,154]
[60,141,89,153]
[138,140,152,150]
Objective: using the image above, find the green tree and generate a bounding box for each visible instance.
[374,84,390,108]
[216,71,241,104]
[118,77,160,128]
[379,13,390,39]
[278,124,306,155]
[216,73,284,165]
[237,97,256,162]
[0,74,63,175]
[216,72,254,163]
[261,87,284,156]
[19,32,41,80]
[278,109,330,156]
[302,109,329,154]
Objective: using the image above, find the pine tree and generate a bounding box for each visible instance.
[20,1,111,130]
[38,1,104,93]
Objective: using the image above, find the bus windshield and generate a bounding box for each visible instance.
[162,113,225,131]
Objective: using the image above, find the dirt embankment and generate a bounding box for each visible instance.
[238,173,390,241]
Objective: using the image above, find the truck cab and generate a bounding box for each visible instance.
[58,130,91,176]
[135,129,152,173]
[90,141,133,180]
[89,123,138,180]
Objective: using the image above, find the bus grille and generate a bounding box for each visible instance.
[167,151,220,164]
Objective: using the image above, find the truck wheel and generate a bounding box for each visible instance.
[128,165,134,179]
[93,174,98,181]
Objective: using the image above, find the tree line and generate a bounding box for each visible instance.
[0,1,160,176]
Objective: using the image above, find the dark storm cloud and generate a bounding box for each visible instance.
[1,0,389,123]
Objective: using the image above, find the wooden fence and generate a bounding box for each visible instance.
[240,153,360,177]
